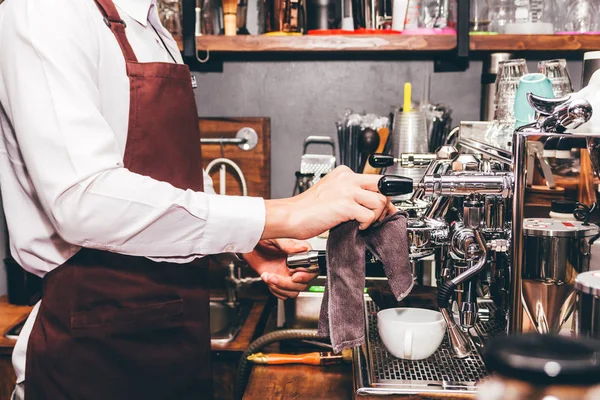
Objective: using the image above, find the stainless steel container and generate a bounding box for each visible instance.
[575,271,600,340]
[522,218,599,334]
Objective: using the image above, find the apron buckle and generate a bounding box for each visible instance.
[103,16,127,28]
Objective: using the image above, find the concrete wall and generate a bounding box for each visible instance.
[0,56,583,296]
[194,56,583,199]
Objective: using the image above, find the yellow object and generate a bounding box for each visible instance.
[262,32,303,36]
[403,82,412,112]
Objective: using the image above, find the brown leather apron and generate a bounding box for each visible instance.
[23,1,213,398]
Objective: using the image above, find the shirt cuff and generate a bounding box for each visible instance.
[203,194,265,254]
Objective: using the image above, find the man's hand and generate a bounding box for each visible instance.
[243,239,318,300]
[262,166,397,240]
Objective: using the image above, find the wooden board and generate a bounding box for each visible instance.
[176,34,597,53]
[194,34,456,52]
[470,34,600,52]
[199,118,270,199]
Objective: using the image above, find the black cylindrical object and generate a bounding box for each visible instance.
[378,175,414,196]
[306,0,339,29]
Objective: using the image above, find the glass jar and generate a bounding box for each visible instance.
[485,58,528,149]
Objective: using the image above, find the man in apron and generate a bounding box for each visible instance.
[0,0,395,398]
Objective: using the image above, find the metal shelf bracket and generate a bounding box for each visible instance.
[434,0,470,73]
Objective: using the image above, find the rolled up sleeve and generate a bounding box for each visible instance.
[0,0,265,260]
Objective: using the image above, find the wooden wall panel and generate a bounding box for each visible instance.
[199,118,271,199]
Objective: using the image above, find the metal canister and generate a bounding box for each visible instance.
[522,219,599,334]
[575,271,600,340]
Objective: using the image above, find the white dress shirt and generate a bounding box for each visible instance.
[0,0,266,383]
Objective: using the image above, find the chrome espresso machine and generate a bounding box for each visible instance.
[287,94,600,396]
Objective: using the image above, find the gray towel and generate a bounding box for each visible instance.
[318,211,414,353]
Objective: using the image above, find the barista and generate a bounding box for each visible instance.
[0,0,394,399]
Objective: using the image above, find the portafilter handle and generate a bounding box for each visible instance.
[286,250,326,274]
[378,175,414,196]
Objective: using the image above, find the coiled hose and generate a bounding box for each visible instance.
[575,202,597,226]
[234,329,324,400]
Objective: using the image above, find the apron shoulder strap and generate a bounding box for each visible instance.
[93,0,139,63]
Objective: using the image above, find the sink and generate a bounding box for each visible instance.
[210,301,250,344]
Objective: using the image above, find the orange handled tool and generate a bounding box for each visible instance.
[247,349,352,366]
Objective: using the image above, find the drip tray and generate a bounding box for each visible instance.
[353,299,491,396]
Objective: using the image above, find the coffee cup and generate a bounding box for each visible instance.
[377,307,446,360]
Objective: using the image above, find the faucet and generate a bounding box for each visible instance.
[212,253,262,305]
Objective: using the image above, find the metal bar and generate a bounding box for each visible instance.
[509,131,527,333]
[200,138,248,145]
[458,138,513,165]
[456,0,470,59]
[181,0,197,63]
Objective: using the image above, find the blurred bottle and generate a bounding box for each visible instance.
[201,0,224,34]
[470,0,490,32]
[404,0,421,30]
[562,0,599,33]
[488,0,515,33]
[158,0,183,36]
[504,0,556,34]
[420,0,456,28]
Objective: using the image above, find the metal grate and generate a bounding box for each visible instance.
[365,300,488,388]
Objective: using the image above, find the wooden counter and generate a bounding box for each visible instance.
[0,297,31,356]
[0,296,33,400]
[243,363,476,400]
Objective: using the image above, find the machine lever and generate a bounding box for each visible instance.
[378,175,414,196]
[369,154,396,168]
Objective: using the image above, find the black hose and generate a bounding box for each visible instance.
[437,280,457,309]
[234,329,324,400]
[574,202,597,226]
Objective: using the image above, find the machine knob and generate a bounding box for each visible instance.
[369,154,395,168]
[378,175,414,196]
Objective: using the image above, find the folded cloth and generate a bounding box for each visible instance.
[318,211,414,353]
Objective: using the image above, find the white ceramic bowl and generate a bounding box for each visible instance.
[377,307,447,360]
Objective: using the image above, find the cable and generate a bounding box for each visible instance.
[205,157,248,196]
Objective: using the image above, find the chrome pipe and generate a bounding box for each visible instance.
[509,131,527,333]
[450,231,488,286]
[421,174,513,198]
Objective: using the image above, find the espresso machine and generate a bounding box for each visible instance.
[286,94,597,396]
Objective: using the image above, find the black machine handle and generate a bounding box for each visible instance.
[369,153,395,168]
[378,175,414,196]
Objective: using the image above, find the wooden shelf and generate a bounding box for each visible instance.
[193,34,456,52]
[176,33,598,53]
[470,34,600,51]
